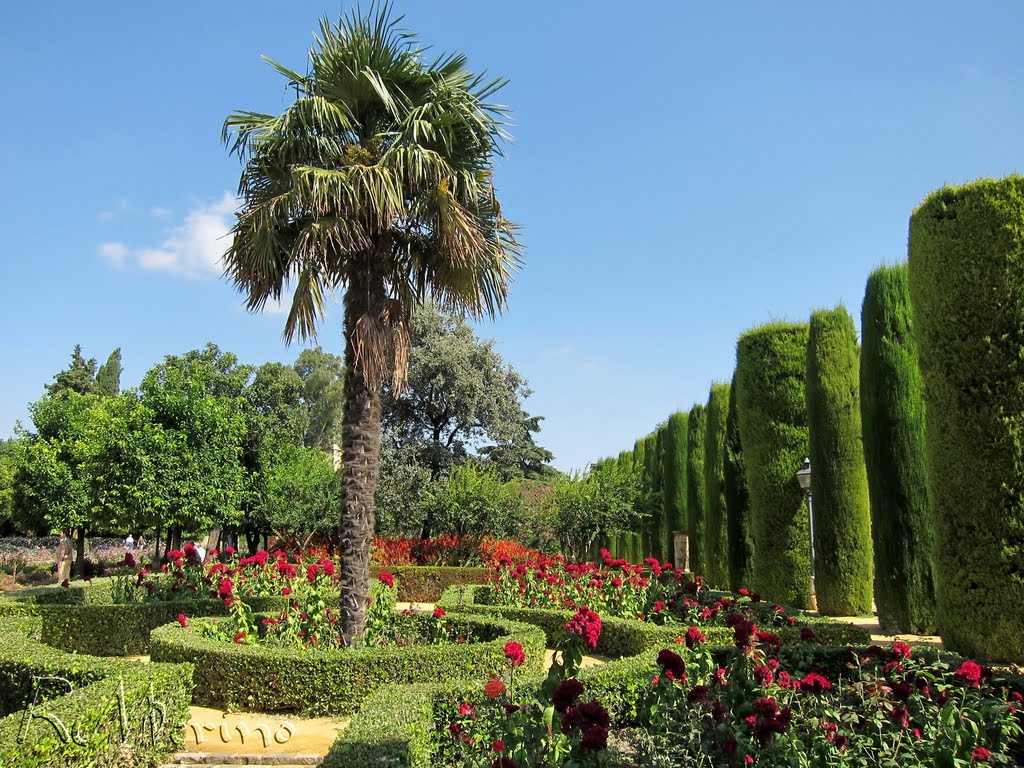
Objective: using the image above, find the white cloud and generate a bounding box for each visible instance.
[150,206,172,217]
[262,296,290,315]
[558,345,573,355]
[98,242,127,268]
[102,193,237,278]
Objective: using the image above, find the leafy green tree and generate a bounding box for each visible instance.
[551,460,641,562]
[94,348,123,396]
[222,6,521,641]
[294,347,345,451]
[0,439,18,534]
[46,345,97,397]
[419,463,524,563]
[374,441,438,536]
[263,445,341,548]
[139,350,248,549]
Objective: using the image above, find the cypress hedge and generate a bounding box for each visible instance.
[735,323,812,609]
[703,383,731,588]
[725,374,753,592]
[644,432,664,562]
[686,405,707,576]
[633,438,649,561]
[806,306,874,615]
[908,176,1024,660]
[616,450,638,561]
[661,412,688,568]
[860,264,936,633]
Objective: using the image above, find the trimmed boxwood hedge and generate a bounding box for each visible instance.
[150,611,547,717]
[909,176,1024,661]
[371,565,490,603]
[42,595,290,656]
[0,614,192,767]
[735,322,812,609]
[436,585,870,654]
[806,306,874,616]
[860,263,936,634]
[321,683,435,767]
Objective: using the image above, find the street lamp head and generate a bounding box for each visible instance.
[795,457,812,491]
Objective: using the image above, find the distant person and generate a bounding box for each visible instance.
[124,534,135,551]
[56,530,72,584]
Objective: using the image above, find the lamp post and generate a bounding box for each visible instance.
[795,457,816,610]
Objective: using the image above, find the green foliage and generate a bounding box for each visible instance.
[0,441,15,533]
[419,463,525,561]
[703,384,730,588]
[806,306,874,615]
[93,348,122,397]
[908,175,1024,661]
[372,566,491,602]
[150,613,546,717]
[686,405,707,576]
[724,375,753,592]
[45,344,97,397]
[660,413,688,568]
[860,264,936,633]
[263,445,340,538]
[294,346,345,451]
[735,323,812,609]
[322,683,435,767]
[0,614,191,768]
[375,441,439,536]
[551,461,641,561]
[642,433,662,561]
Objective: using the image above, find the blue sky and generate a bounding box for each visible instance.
[1,2,1021,472]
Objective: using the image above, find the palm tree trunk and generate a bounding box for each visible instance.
[339,256,387,644]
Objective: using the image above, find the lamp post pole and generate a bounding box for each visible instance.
[796,457,816,610]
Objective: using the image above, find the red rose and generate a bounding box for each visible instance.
[800,627,816,642]
[565,606,602,651]
[378,572,395,588]
[972,746,992,762]
[483,676,506,700]
[954,660,982,688]
[800,671,833,694]
[234,631,246,643]
[552,678,585,711]
[177,613,189,628]
[504,641,526,667]
[458,702,475,717]
[281,586,292,596]
[433,608,446,619]
[491,739,505,752]
[656,649,686,683]
[891,641,912,660]
[684,626,706,648]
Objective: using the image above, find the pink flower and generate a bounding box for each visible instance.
[565,606,603,651]
[177,613,189,628]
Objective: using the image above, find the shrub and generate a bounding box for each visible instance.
[321,683,435,767]
[724,375,753,592]
[860,264,936,633]
[703,384,730,588]
[150,612,547,717]
[660,413,688,569]
[371,565,490,602]
[735,323,811,608]
[908,175,1024,661]
[686,406,707,577]
[806,306,874,615]
[0,614,192,767]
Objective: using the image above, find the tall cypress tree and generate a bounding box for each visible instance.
[616,449,638,560]
[735,323,811,609]
[644,431,664,561]
[686,405,707,576]
[94,348,123,397]
[909,177,1024,660]
[724,374,753,591]
[806,307,874,615]
[47,345,97,396]
[661,412,688,568]
[861,264,935,633]
[703,383,730,588]
[633,437,649,559]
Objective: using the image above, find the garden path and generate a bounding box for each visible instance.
[824,613,943,649]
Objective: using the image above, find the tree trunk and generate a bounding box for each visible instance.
[339,256,388,644]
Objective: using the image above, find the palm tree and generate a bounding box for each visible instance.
[221,4,521,642]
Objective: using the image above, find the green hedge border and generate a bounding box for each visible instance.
[0,614,192,768]
[150,612,547,717]
[371,566,490,602]
[435,585,871,656]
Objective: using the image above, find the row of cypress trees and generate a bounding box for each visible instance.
[600,175,1024,660]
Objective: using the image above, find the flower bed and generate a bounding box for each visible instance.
[150,611,547,717]
[0,613,192,768]
[373,565,490,602]
[437,584,871,656]
[372,535,542,568]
